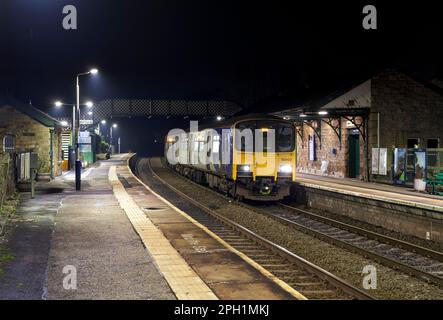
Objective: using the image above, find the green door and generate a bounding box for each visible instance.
[348,132,360,178]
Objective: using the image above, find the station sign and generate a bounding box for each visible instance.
[79,144,92,153]
[78,131,91,144]
[79,136,91,144]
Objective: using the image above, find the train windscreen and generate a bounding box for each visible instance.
[235,120,295,152]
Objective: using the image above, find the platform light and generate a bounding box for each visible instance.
[283,116,290,120]
[216,116,223,121]
[101,120,106,124]
[318,111,328,115]
[88,111,93,116]
[85,101,94,108]
[279,164,293,173]
[55,101,63,107]
[60,121,68,126]
[299,113,307,117]
[90,68,99,75]
[112,123,118,128]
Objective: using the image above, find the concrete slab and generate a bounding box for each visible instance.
[210,281,294,300]
[110,164,218,300]
[0,186,66,299]
[44,156,175,300]
[117,160,299,300]
[156,222,217,240]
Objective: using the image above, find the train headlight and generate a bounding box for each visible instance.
[238,165,251,172]
[279,164,292,173]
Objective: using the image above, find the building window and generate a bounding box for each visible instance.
[3,134,16,153]
[427,138,439,149]
[407,138,420,149]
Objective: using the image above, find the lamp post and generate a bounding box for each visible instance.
[110,123,117,154]
[74,68,98,191]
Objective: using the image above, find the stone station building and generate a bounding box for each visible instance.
[274,69,443,186]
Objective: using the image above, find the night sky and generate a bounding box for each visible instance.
[1,1,442,152]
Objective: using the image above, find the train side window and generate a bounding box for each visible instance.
[212,135,220,153]
[277,125,294,152]
[235,121,255,152]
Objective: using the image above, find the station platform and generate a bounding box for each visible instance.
[296,173,443,213]
[113,155,301,300]
[0,154,175,299]
[1,153,301,300]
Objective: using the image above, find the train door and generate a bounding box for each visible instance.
[348,130,360,178]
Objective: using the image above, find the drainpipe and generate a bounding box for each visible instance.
[365,117,370,182]
[50,129,54,179]
[377,112,380,148]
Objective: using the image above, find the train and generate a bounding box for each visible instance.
[164,115,296,201]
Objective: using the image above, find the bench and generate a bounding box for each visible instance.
[426,172,443,195]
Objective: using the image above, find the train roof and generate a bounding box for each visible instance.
[198,113,293,130]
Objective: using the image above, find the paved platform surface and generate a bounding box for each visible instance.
[0,154,175,300]
[0,181,66,299]
[120,157,300,300]
[297,173,443,213]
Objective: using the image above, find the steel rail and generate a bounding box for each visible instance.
[155,157,443,288]
[246,203,443,287]
[156,157,443,289]
[144,157,375,300]
[277,203,443,262]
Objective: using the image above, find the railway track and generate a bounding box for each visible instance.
[146,157,443,290]
[138,157,375,300]
[248,203,443,287]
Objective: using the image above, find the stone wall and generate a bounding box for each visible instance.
[369,70,443,183]
[0,105,62,177]
[296,184,443,244]
[0,152,15,204]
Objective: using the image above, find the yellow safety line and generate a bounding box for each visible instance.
[109,165,218,300]
[124,157,308,300]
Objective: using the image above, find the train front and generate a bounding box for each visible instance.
[232,119,296,201]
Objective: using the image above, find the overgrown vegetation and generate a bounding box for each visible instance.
[0,194,19,276]
[0,245,14,277]
[0,193,19,220]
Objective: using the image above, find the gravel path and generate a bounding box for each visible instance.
[138,157,443,300]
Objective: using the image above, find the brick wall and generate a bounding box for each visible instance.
[296,118,366,179]
[0,105,62,177]
[369,70,443,183]
[296,69,442,182]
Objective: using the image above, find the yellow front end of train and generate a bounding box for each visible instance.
[232,119,296,200]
